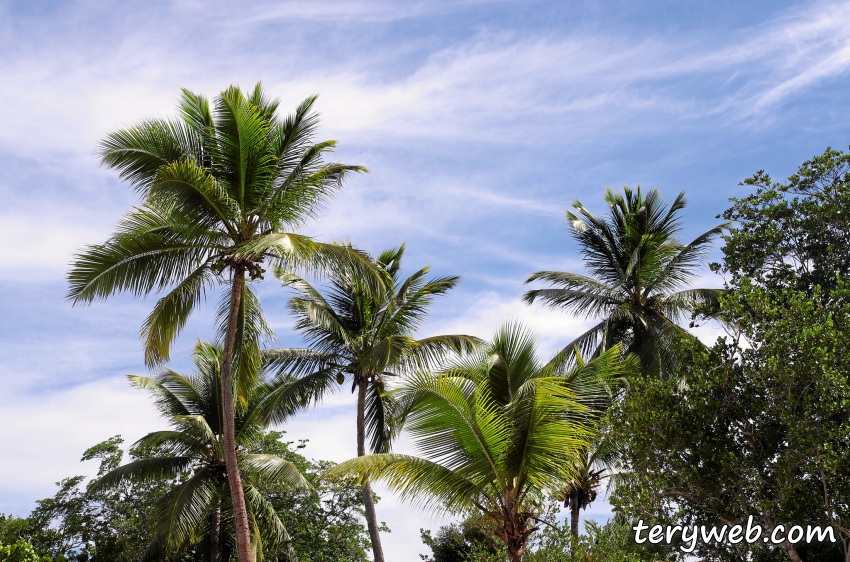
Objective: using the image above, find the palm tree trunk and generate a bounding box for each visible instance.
[221,267,253,562]
[570,491,580,537]
[357,377,385,562]
[506,544,525,562]
[210,497,221,562]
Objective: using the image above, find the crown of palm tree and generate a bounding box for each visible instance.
[67,83,370,377]
[90,342,310,562]
[524,185,729,377]
[325,322,637,562]
[264,244,479,453]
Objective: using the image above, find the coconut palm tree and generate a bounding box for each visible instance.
[67,83,371,562]
[524,186,729,378]
[262,244,479,562]
[325,322,637,562]
[90,342,311,562]
[559,431,622,537]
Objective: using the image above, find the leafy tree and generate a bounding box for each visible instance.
[716,146,850,295]
[327,322,637,562]
[91,342,311,561]
[67,83,369,562]
[0,516,50,554]
[264,244,479,562]
[419,516,502,562]
[524,186,727,378]
[25,438,180,562]
[0,541,53,562]
[611,281,850,562]
[611,149,850,562]
[249,433,372,562]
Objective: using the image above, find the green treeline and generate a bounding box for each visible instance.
[2,85,849,562]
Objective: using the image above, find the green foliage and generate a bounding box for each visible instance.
[328,322,637,560]
[611,280,850,561]
[0,516,45,553]
[524,185,727,378]
[0,541,54,562]
[419,515,502,561]
[717,146,850,295]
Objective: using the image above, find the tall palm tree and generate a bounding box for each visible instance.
[67,83,371,562]
[325,322,637,562]
[524,186,729,378]
[90,342,310,562]
[262,244,479,562]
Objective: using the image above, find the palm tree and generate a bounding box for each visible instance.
[262,244,479,562]
[90,342,310,562]
[67,83,371,562]
[559,431,622,537]
[325,322,637,562]
[524,185,729,378]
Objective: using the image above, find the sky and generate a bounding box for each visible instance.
[1,0,849,559]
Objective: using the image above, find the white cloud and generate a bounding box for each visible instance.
[0,217,107,279]
[0,378,162,513]
[2,1,850,163]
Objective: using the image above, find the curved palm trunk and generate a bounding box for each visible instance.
[221,267,253,562]
[357,378,386,562]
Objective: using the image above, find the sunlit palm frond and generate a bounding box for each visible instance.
[325,454,481,515]
[67,206,214,304]
[241,454,311,491]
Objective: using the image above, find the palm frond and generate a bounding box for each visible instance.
[90,456,193,492]
[66,206,214,304]
[254,368,340,426]
[141,260,214,366]
[241,454,310,491]
[324,454,480,515]
[153,468,216,551]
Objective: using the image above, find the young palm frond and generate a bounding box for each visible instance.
[524,185,729,378]
[326,322,638,562]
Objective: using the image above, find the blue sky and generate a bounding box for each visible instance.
[2,0,849,559]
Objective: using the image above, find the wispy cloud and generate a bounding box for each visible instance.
[2,1,849,161]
